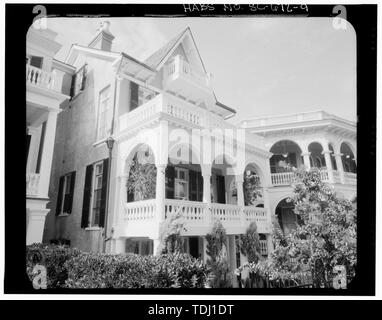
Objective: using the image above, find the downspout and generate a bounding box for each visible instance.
[102,68,120,252]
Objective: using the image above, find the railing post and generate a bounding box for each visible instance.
[156,164,167,228]
[302,152,311,170]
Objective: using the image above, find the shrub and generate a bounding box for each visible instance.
[26,244,210,289]
[240,221,262,263]
[26,243,80,288]
[205,219,231,288]
[65,252,209,289]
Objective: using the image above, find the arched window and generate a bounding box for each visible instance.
[308,142,326,168]
[269,140,303,173]
[340,142,356,173]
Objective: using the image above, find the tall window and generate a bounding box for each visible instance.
[81,159,109,228]
[97,85,112,140]
[90,161,103,226]
[26,55,43,68]
[174,167,189,200]
[56,172,76,216]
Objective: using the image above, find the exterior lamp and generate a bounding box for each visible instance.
[106,136,115,151]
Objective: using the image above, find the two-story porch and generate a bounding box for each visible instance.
[109,90,273,264]
[26,27,74,244]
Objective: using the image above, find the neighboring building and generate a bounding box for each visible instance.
[41,22,356,280]
[240,111,356,235]
[26,27,75,244]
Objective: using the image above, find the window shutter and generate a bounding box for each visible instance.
[81,165,93,228]
[197,171,203,201]
[216,175,226,204]
[165,165,175,199]
[99,158,109,228]
[80,66,87,90]
[130,82,139,111]
[70,74,75,98]
[55,176,65,216]
[63,171,76,214]
[189,170,197,201]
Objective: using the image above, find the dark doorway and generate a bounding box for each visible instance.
[189,237,199,259]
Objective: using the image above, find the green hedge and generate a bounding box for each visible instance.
[26,244,210,289]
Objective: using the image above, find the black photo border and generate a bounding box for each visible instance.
[4,3,376,296]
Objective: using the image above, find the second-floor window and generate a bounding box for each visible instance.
[97,85,112,140]
[71,65,87,98]
[26,55,43,69]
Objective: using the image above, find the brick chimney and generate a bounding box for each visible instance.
[88,20,115,51]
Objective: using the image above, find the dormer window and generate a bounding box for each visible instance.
[71,64,87,98]
[26,55,43,69]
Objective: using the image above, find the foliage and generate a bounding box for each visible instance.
[27,244,210,289]
[205,219,231,288]
[240,221,262,263]
[243,170,262,206]
[158,209,186,255]
[126,148,157,201]
[266,168,357,287]
[26,243,80,289]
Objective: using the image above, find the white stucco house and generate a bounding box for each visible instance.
[27,22,356,280]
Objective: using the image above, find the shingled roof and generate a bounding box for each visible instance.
[143,28,189,70]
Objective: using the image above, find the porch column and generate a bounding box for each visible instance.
[113,237,126,254]
[202,165,212,226]
[26,202,49,245]
[38,110,59,198]
[228,235,238,288]
[334,153,345,184]
[202,236,208,263]
[201,164,212,203]
[322,150,334,183]
[301,152,311,170]
[156,164,166,225]
[266,233,274,256]
[153,238,161,255]
[236,174,245,207]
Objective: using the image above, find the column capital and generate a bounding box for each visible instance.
[301,152,311,157]
[333,153,343,157]
[321,150,332,155]
[235,174,244,183]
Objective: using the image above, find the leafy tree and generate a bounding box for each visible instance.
[240,221,262,263]
[243,170,262,206]
[205,219,231,288]
[157,209,186,255]
[266,168,357,287]
[126,149,157,200]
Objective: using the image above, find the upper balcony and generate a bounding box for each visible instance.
[162,55,212,102]
[113,199,271,240]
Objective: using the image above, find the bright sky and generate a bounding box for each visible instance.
[47,17,356,123]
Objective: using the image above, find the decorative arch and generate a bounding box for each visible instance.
[275,197,299,235]
[340,142,357,173]
[269,140,303,173]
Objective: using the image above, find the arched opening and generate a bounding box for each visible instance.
[328,143,337,170]
[125,144,157,202]
[340,142,357,173]
[308,142,326,168]
[269,140,303,173]
[275,198,300,235]
[166,144,203,201]
[243,163,263,206]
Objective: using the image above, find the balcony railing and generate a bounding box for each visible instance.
[164,55,210,89]
[270,169,353,186]
[121,199,270,237]
[344,172,357,185]
[26,65,54,90]
[26,173,40,196]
